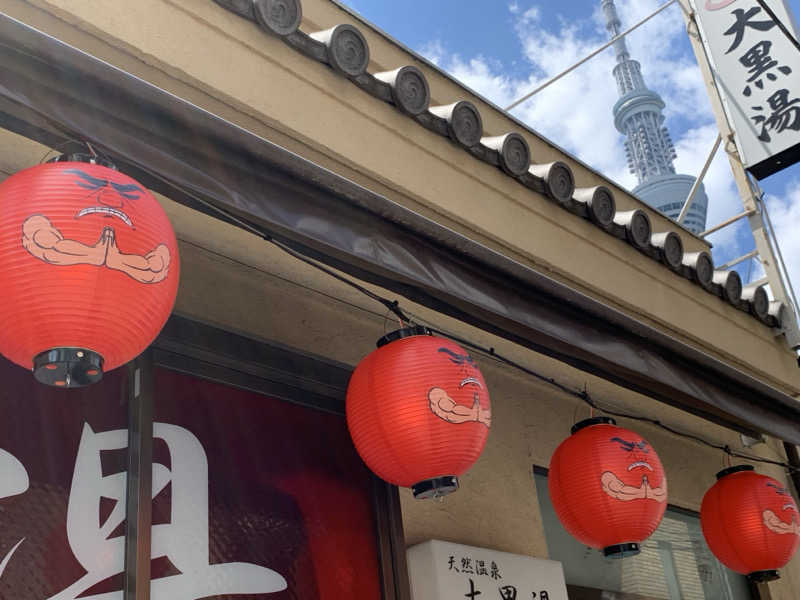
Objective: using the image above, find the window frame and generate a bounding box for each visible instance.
[531,465,763,600]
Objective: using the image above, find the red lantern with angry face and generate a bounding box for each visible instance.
[701,465,799,583]
[0,156,179,387]
[548,417,668,558]
[346,327,491,498]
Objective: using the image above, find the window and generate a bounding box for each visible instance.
[534,469,752,600]
[0,318,399,599]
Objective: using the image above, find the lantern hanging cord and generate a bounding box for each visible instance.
[268,238,413,325]
[115,157,414,326]
[115,156,798,474]
[423,325,799,474]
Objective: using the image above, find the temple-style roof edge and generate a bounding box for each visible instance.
[211,0,778,329]
[0,8,797,443]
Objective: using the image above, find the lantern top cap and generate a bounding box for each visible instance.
[376,325,432,348]
[715,464,755,480]
[47,152,117,170]
[570,415,617,435]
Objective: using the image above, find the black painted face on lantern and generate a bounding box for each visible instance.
[767,482,799,515]
[611,437,653,472]
[438,347,482,389]
[68,169,143,228]
[767,481,791,497]
[762,480,799,535]
[600,433,666,503]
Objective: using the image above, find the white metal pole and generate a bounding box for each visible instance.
[504,0,677,111]
[679,0,800,346]
[677,133,720,224]
[755,180,800,317]
[718,250,759,271]
[699,209,754,238]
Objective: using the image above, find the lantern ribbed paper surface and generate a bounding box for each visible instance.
[346,328,491,498]
[0,161,179,386]
[701,466,799,582]
[548,418,668,558]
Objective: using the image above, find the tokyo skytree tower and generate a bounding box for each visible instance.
[602,0,708,234]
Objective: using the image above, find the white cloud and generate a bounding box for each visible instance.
[520,6,540,23]
[418,39,446,67]
[764,180,800,304]
[673,124,742,256]
[414,0,762,268]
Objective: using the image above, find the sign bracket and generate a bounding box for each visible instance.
[680,0,800,351]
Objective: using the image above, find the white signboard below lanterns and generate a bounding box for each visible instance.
[407,539,569,600]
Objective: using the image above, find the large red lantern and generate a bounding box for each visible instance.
[346,326,491,498]
[0,155,179,387]
[700,465,799,582]
[548,417,668,557]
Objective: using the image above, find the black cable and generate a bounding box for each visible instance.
[125,158,800,475]
[123,160,414,326]
[754,0,800,54]
[267,238,413,325]
[428,325,799,474]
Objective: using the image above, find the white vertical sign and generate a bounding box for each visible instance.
[407,539,569,600]
[689,0,800,178]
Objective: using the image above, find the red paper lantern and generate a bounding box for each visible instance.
[701,465,799,582]
[0,155,179,387]
[346,326,491,498]
[548,417,668,557]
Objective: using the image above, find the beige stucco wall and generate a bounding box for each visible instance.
[2,0,800,397]
[166,193,800,600]
[1,1,799,598]
[168,189,800,599]
[1,129,798,596]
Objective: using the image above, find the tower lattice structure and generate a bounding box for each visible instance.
[602,0,708,234]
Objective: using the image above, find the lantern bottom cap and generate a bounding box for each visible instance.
[33,347,104,388]
[411,476,459,499]
[603,543,640,559]
[747,570,779,583]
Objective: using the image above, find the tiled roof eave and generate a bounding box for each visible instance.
[211,0,781,330]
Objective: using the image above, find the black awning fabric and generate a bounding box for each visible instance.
[0,12,799,444]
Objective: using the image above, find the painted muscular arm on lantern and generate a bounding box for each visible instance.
[428,387,491,427]
[601,471,667,502]
[22,215,107,266]
[104,228,170,283]
[647,476,667,503]
[601,471,646,501]
[763,510,800,535]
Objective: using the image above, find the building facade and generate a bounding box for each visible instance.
[0,1,798,599]
[603,0,710,234]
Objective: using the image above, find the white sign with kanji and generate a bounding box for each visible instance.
[407,539,568,600]
[689,0,800,178]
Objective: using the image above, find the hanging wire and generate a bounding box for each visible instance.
[109,156,799,475]
[753,0,800,54]
[423,324,798,473]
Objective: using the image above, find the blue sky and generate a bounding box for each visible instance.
[339,0,800,295]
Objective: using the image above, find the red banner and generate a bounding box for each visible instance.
[0,358,382,599]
